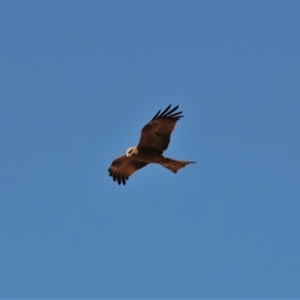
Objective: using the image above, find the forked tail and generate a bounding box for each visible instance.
[160,157,195,173]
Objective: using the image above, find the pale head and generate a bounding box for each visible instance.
[126,146,138,157]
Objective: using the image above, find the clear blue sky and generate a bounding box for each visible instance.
[1,0,300,297]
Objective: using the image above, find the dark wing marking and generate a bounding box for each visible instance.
[137,105,183,153]
[108,155,148,185]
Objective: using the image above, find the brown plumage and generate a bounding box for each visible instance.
[108,105,195,185]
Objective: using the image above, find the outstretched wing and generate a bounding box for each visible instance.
[137,105,183,153]
[108,155,148,185]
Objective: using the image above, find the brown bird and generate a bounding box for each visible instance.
[108,105,195,185]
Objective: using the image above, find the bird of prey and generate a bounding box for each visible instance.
[108,105,195,185]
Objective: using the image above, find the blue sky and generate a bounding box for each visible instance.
[1,0,300,297]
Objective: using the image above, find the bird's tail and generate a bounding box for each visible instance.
[160,157,195,173]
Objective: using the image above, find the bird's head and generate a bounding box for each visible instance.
[126,146,138,157]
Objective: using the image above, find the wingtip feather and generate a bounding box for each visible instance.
[152,104,183,120]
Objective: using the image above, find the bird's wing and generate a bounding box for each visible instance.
[137,105,183,153]
[108,155,148,185]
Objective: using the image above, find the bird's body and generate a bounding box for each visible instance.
[108,105,195,185]
[126,147,162,163]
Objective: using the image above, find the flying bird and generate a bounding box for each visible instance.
[108,105,195,185]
